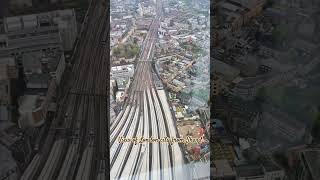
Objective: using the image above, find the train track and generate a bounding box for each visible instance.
[109,0,190,179]
[20,0,108,179]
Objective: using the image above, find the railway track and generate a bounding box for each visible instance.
[20,0,108,179]
[109,0,189,179]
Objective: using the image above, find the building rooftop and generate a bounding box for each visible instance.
[3,9,75,33]
[22,51,42,74]
[25,73,51,89]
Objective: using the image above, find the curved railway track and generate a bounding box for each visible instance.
[109,1,189,179]
[20,0,108,179]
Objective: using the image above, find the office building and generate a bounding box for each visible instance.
[0,9,77,58]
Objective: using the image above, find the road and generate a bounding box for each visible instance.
[110,0,190,179]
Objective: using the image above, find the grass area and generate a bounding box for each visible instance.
[138,32,147,38]
[113,43,140,59]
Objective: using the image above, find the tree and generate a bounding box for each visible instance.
[113,43,139,59]
[113,47,120,56]
[133,37,138,44]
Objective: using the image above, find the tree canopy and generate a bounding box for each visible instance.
[113,43,140,59]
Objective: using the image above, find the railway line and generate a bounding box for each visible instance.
[20,0,192,179]
[109,0,189,179]
[20,0,108,179]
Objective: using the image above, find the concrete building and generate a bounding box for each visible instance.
[116,78,130,91]
[110,30,124,47]
[0,66,12,123]
[0,58,18,123]
[0,9,77,57]
[136,18,152,30]
[227,97,262,138]
[0,65,12,105]
[111,64,134,79]
[138,3,144,16]
[18,86,56,128]
[218,0,266,32]
[53,9,78,51]
[22,48,65,88]
[0,57,18,80]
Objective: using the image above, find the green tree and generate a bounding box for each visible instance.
[113,43,139,59]
[113,47,120,56]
